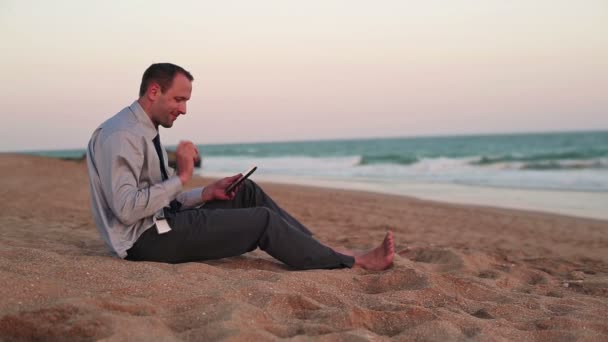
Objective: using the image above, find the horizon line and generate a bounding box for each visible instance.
[3,127,607,153]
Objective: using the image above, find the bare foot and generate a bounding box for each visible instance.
[353,231,394,271]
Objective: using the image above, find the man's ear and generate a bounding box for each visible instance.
[147,82,161,100]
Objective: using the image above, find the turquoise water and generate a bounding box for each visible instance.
[196,131,608,192]
[199,131,608,170]
[24,131,608,192]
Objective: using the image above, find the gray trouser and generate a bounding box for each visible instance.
[126,180,355,270]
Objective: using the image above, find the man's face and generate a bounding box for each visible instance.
[149,73,192,128]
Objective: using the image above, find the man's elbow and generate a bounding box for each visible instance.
[115,208,139,226]
[113,189,146,226]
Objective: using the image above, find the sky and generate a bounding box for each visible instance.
[1,0,607,151]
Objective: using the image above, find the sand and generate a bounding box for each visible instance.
[0,154,607,341]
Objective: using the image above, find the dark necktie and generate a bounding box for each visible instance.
[153,134,182,211]
[152,134,169,181]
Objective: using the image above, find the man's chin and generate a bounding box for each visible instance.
[160,121,174,128]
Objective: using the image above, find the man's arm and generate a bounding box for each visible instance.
[175,188,206,209]
[98,131,182,225]
[164,141,242,207]
[165,145,206,209]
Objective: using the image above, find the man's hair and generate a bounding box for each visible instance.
[139,63,194,97]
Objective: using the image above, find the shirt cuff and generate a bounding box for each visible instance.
[176,186,206,209]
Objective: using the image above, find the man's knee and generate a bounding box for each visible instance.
[243,179,259,191]
[250,207,284,249]
[249,207,284,234]
[247,206,272,226]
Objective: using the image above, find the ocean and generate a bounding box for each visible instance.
[197,131,608,192]
[24,130,608,220]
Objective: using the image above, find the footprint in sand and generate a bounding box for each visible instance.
[337,306,437,337]
[546,304,577,316]
[355,268,429,294]
[478,270,500,279]
[0,304,112,340]
[526,272,548,285]
[264,293,323,320]
[405,248,464,272]
[470,308,494,319]
[93,298,157,316]
[565,279,608,297]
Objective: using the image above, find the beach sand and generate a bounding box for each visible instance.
[1,154,607,341]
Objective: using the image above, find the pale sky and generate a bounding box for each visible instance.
[1,0,607,151]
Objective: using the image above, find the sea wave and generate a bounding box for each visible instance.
[198,154,608,192]
[471,149,607,164]
[356,153,608,171]
[357,154,418,166]
[520,159,608,170]
[203,153,608,173]
[471,155,608,170]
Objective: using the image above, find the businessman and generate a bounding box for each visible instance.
[86,63,394,270]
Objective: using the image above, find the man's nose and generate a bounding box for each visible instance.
[178,102,187,115]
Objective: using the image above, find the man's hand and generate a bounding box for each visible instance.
[176,141,200,185]
[201,174,243,202]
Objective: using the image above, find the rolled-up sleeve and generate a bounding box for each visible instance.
[99,131,183,225]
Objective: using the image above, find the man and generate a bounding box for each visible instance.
[86,63,394,270]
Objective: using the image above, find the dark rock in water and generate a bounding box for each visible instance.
[166,150,201,169]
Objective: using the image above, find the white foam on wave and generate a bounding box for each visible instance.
[197,155,608,192]
[474,157,608,171]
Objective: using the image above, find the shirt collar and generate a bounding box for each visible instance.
[128,100,158,140]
